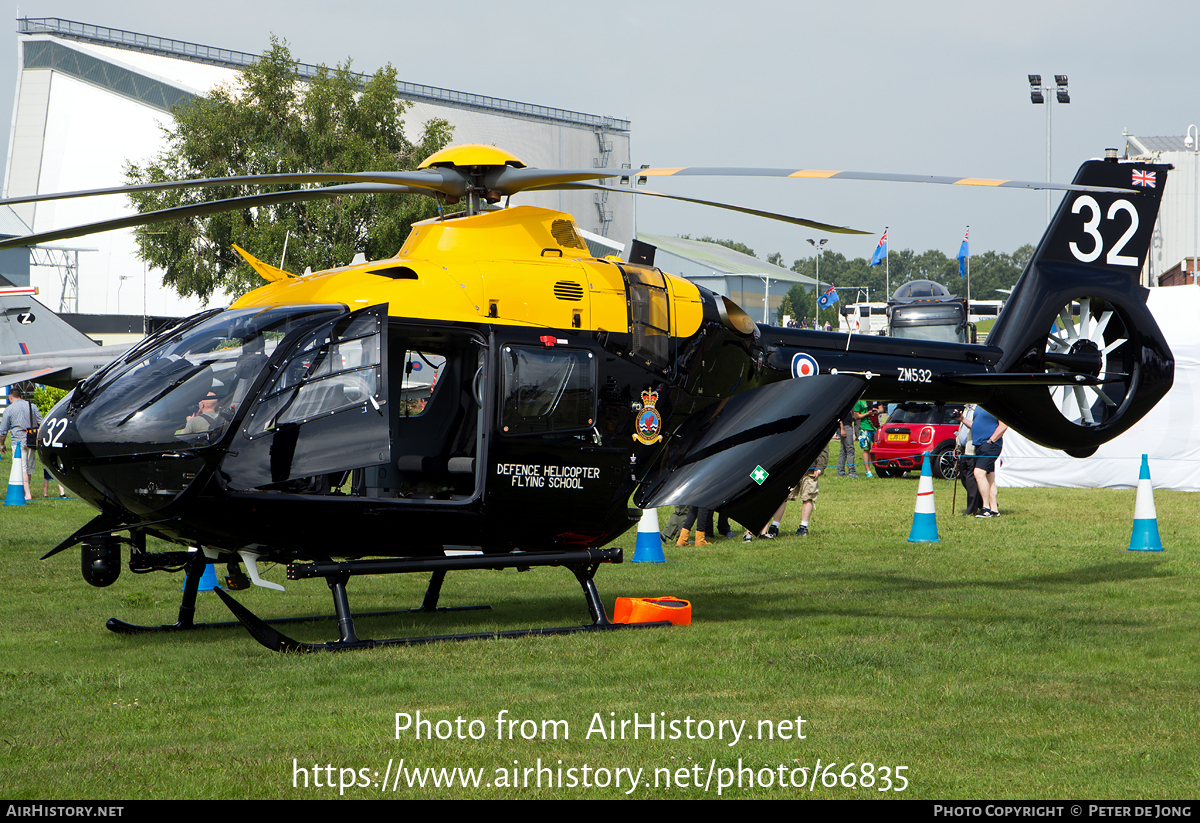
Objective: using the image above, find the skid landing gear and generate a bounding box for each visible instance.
[214,547,671,652]
[105,552,489,637]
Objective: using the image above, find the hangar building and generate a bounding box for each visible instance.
[1124,133,1200,288]
[3,17,633,320]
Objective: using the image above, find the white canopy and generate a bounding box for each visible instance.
[998,285,1200,491]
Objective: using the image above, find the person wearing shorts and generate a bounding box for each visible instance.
[744,441,829,542]
[795,441,828,536]
[971,407,1008,518]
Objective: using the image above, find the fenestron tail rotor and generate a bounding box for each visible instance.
[1045,297,1129,427]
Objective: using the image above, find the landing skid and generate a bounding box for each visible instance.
[105,554,491,637]
[214,547,671,652]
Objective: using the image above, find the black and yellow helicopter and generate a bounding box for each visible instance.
[0,144,1174,651]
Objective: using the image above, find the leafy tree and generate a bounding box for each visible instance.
[777,242,1034,327]
[126,39,454,302]
[31,385,68,415]
[679,235,756,258]
[787,243,1033,305]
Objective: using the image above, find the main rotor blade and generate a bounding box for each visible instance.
[0,183,434,250]
[630,167,1134,195]
[1,161,1131,211]
[486,167,639,196]
[0,169,465,209]
[529,182,870,235]
[487,164,1135,197]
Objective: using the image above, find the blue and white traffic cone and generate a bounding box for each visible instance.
[1127,454,1164,552]
[5,442,26,506]
[632,507,666,563]
[907,452,940,543]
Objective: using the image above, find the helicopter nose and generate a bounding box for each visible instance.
[38,400,210,518]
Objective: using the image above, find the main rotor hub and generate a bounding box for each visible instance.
[1068,338,1103,377]
[417,144,526,170]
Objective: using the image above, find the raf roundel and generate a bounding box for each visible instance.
[791,352,819,379]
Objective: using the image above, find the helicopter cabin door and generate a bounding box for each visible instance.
[363,323,489,502]
[487,337,630,547]
[223,305,391,492]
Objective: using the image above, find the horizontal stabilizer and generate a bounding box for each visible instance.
[944,372,1117,387]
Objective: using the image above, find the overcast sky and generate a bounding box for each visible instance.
[2,0,1197,269]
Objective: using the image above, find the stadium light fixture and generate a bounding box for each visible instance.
[1028,73,1070,224]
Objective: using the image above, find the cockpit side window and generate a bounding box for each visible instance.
[246,313,383,437]
[500,346,596,436]
[622,266,671,371]
[397,350,445,417]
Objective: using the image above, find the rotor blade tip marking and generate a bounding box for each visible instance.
[953,178,1007,187]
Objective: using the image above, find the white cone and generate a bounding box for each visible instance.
[1128,454,1163,552]
[5,442,26,506]
[632,507,665,563]
[907,452,940,542]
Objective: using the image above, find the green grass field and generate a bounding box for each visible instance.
[1,449,1197,800]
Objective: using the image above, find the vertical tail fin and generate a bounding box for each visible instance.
[0,291,98,356]
[984,154,1173,457]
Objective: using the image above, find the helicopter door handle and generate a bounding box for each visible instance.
[472,366,485,407]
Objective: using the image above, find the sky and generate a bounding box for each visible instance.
[1,0,1197,270]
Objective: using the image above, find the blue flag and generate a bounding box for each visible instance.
[817,285,839,310]
[957,229,969,277]
[869,229,888,267]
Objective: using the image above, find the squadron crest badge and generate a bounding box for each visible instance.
[633,389,664,445]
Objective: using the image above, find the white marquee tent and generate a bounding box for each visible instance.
[997,285,1200,492]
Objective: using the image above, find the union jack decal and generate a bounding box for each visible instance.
[1132,169,1156,188]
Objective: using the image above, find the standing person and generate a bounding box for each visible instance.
[43,467,66,499]
[716,511,735,538]
[796,440,829,536]
[971,407,1008,518]
[836,410,859,477]
[854,400,880,478]
[677,506,713,546]
[660,504,690,544]
[955,405,981,516]
[0,387,42,500]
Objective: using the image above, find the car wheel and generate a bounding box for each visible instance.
[876,467,896,478]
[931,442,958,480]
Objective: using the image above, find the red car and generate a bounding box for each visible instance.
[871,403,964,480]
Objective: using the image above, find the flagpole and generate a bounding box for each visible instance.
[807,237,828,329]
[885,226,890,299]
[966,225,971,318]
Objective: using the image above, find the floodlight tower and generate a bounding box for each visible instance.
[1028,74,1070,225]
